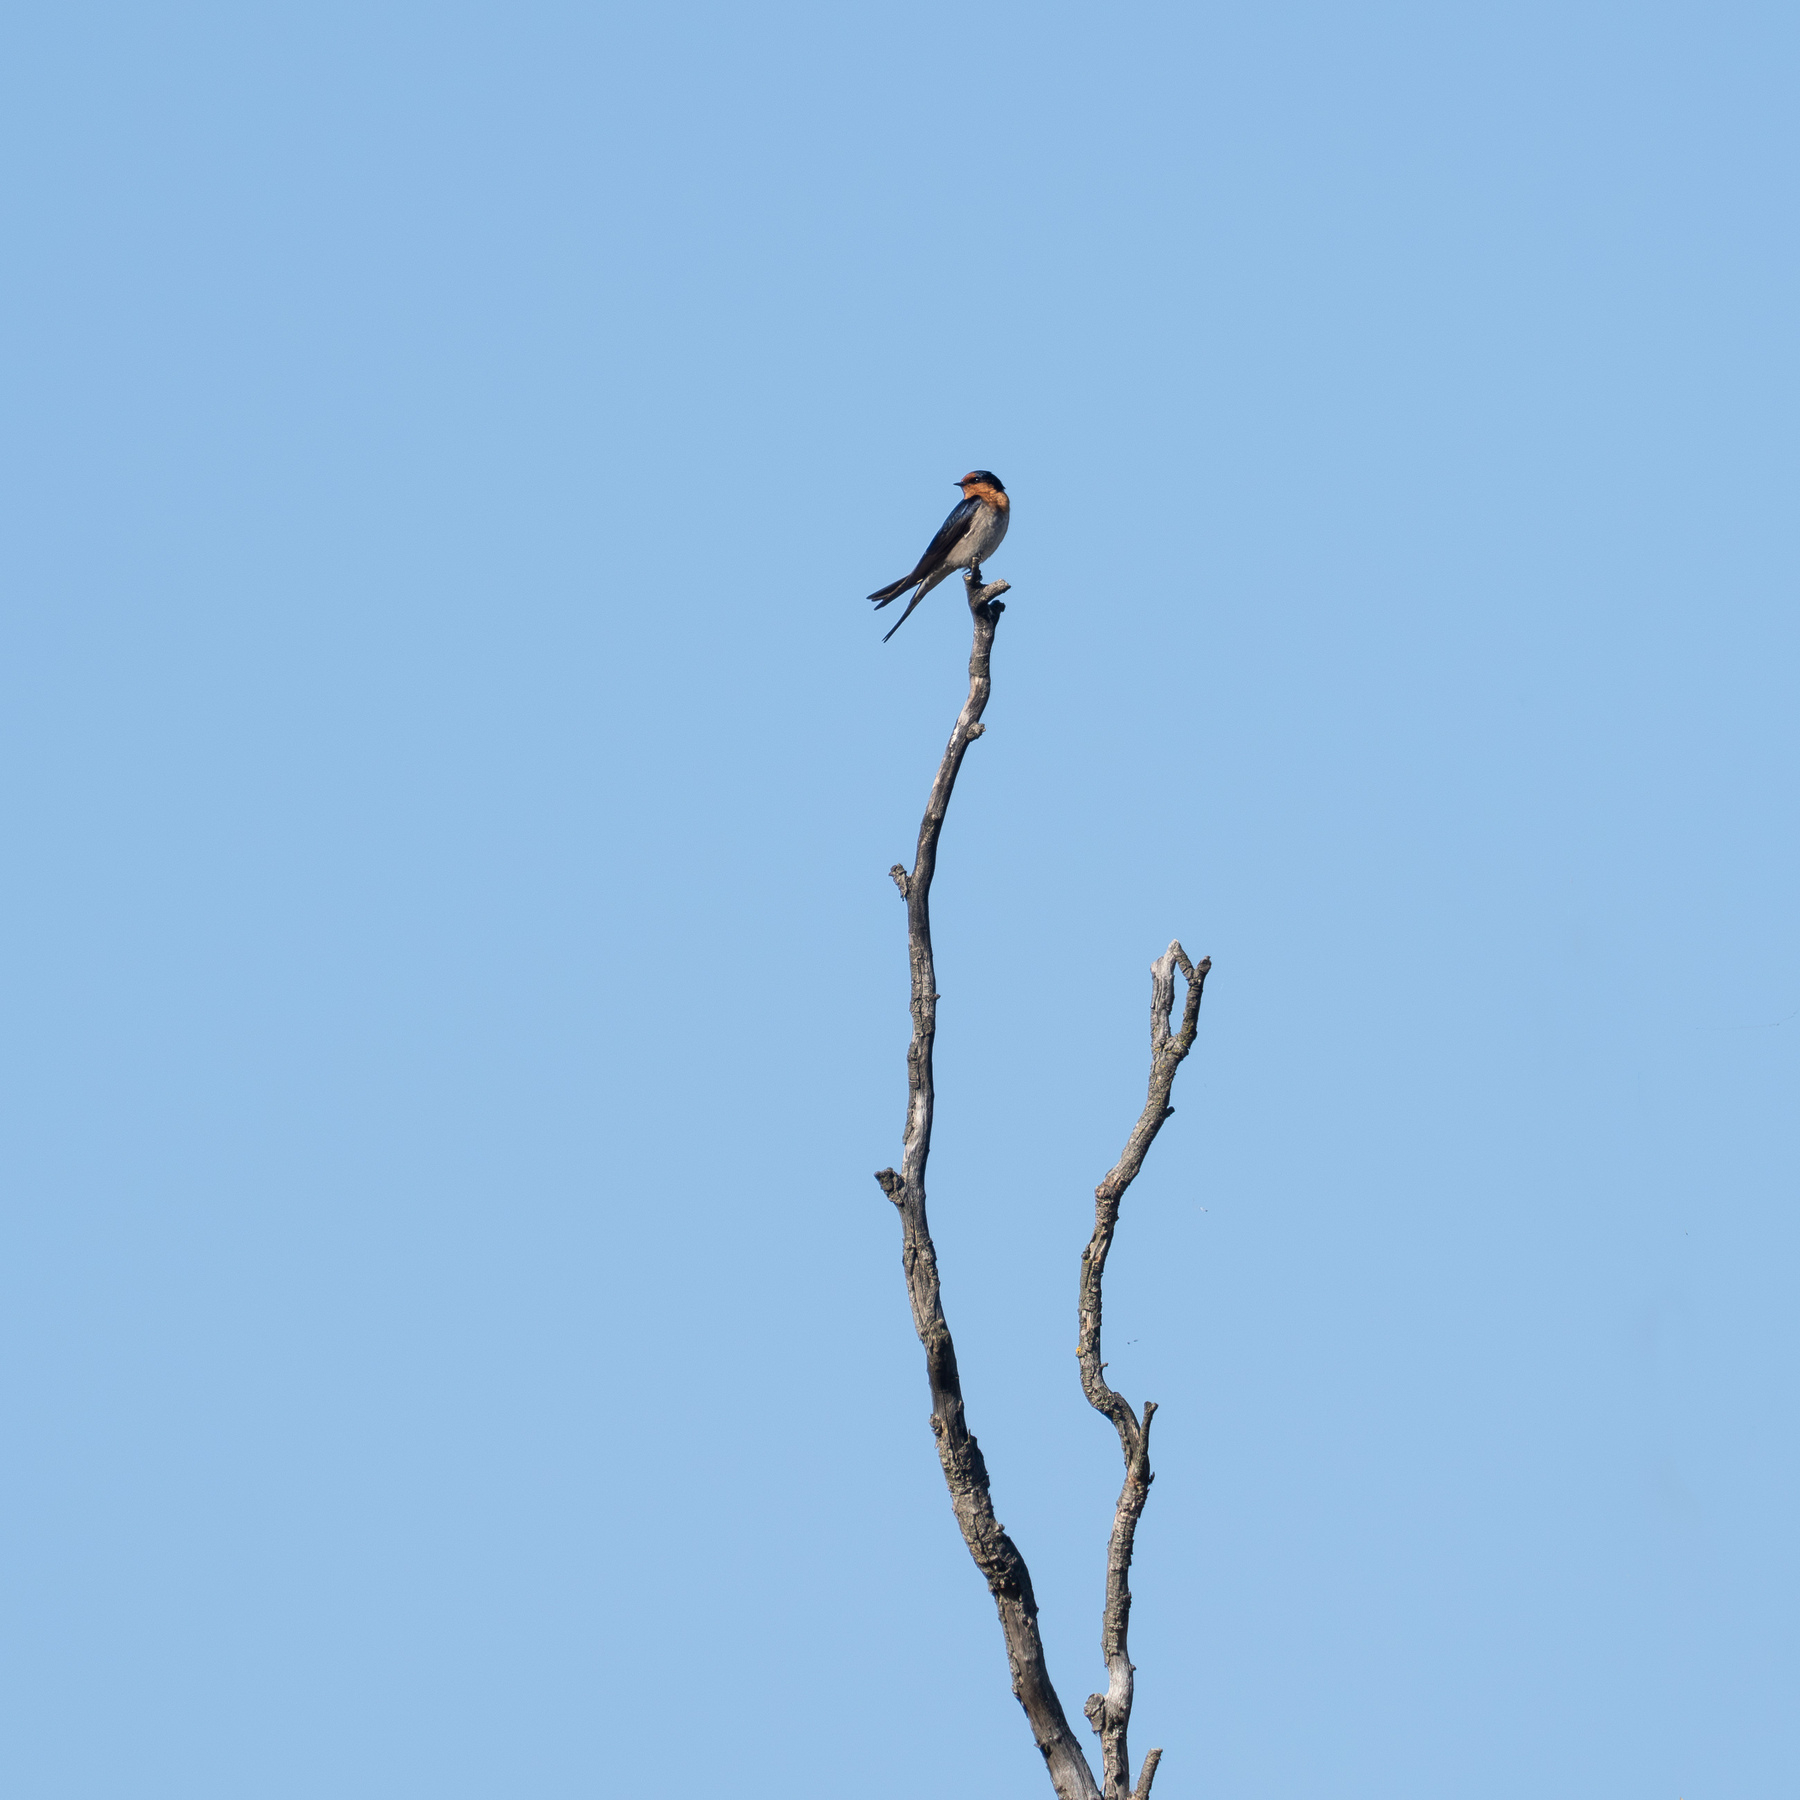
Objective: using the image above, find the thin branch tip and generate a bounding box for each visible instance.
[1078,935,1212,1798]
[1131,1747,1163,1799]
[1163,943,1213,986]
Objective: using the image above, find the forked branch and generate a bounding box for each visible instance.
[1078,944,1211,1800]
[870,568,1210,1800]
[872,570,1103,1800]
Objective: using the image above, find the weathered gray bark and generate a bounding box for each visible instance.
[873,569,1209,1800]
[873,569,1101,1800]
[1078,945,1210,1800]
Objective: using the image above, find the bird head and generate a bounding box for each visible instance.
[956,470,1006,496]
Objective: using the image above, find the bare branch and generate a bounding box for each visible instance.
[874,570,1101,1800]
[1131,1747,1163,1799]
[1078,944,1211,1799]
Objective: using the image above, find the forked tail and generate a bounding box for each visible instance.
[882,590,928,641]
[868,571,920,607]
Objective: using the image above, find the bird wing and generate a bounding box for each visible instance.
[868,495,982,606]
[911,495,979,574]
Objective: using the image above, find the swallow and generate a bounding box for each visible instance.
[868,471,1009,641]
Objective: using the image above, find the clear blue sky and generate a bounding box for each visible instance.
[3,2,1795,1796]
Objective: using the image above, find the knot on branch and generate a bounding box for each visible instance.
[874,1168,904,1206]
[889,864,910,899]
[963,568,1011,614]
[1084,1693,1109,1733]
[966,722,986,742]
[975,1526,1026,1602]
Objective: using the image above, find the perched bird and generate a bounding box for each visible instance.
[868,471,1009,641]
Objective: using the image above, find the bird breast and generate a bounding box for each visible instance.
[959,500,1009,567]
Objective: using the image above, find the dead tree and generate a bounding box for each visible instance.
[874,569,1210,1800]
